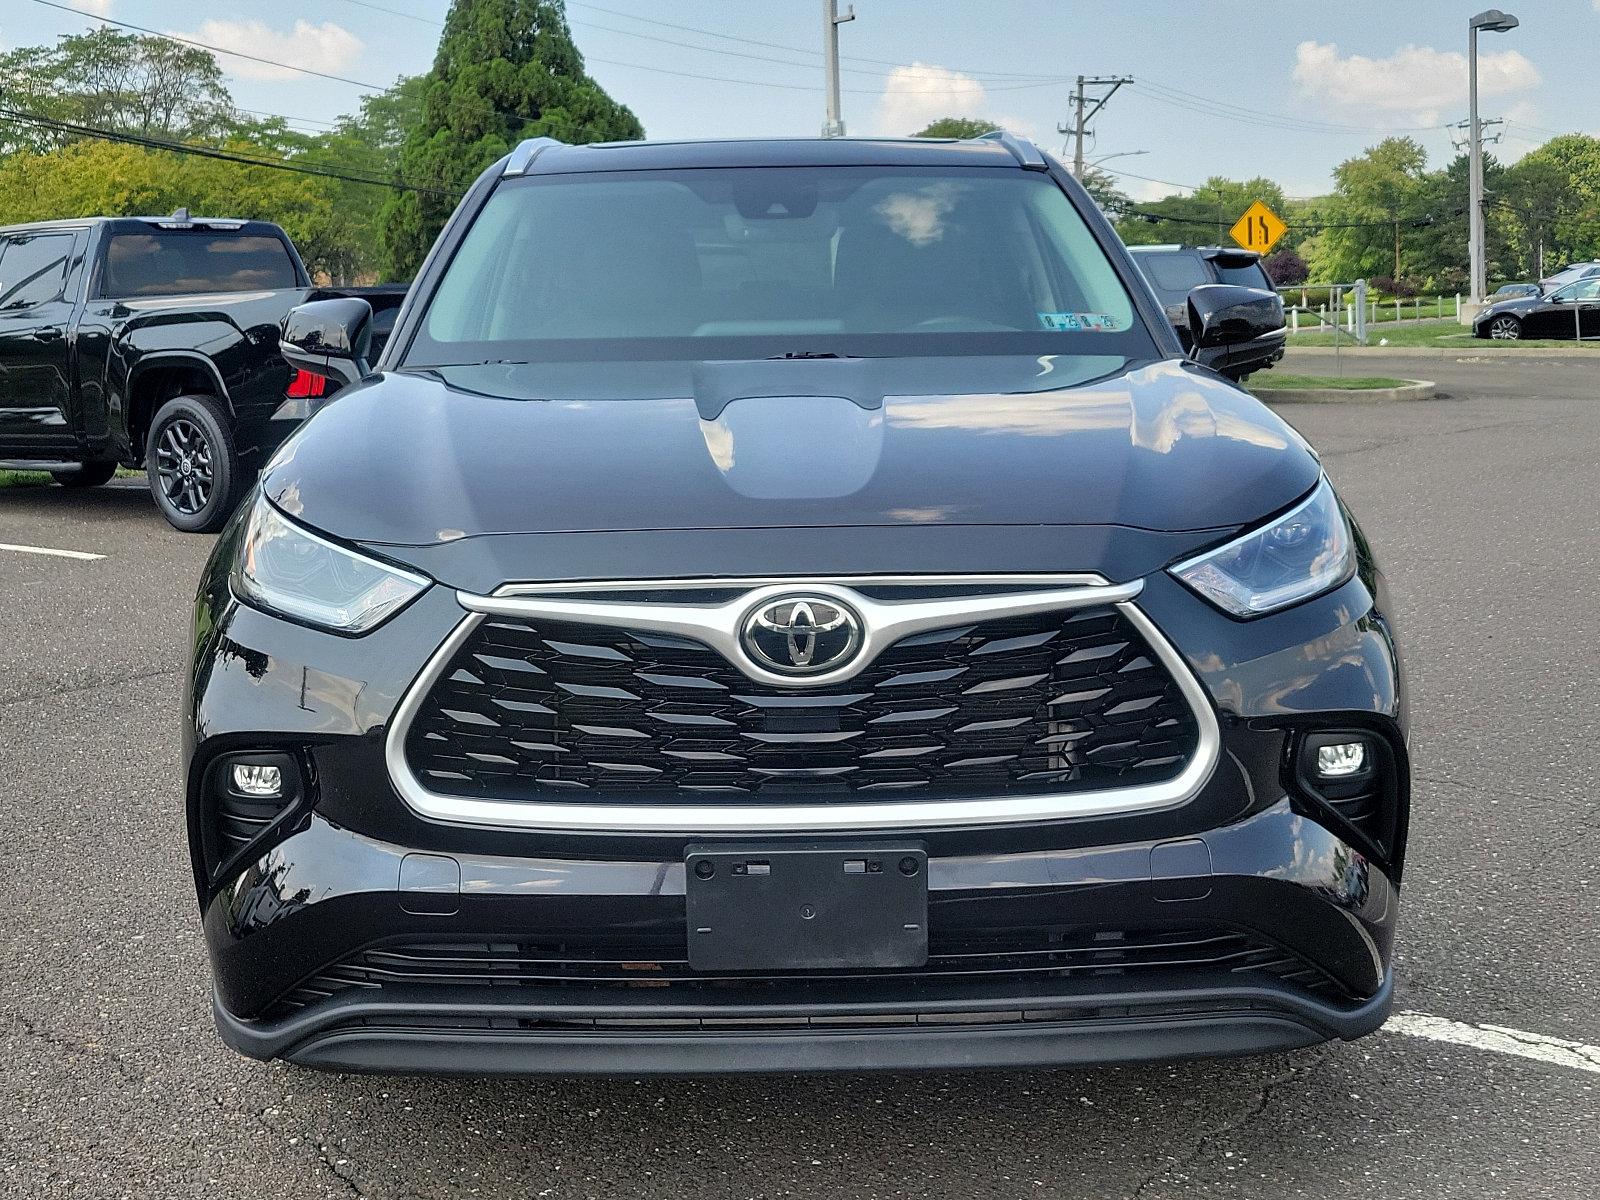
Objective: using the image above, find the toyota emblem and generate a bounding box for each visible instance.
[741,596,863,676]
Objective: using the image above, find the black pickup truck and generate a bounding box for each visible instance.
[0,214,405,531]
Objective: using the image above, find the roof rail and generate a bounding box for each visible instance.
[503,136,566,177]
[973,129,1047,171]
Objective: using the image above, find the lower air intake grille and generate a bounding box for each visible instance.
[403,604,1200,804]
[266,925,1356,1022]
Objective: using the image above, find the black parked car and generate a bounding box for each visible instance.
[1474,276,1600,340]
[187,134,1408,1075]
[1127,244,1287,380]
[0,214,405,531]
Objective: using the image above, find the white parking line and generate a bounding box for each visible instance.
[0,542,105,561]
[1386,1011,1600,1075]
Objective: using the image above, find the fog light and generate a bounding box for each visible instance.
[231,763,283,797]
[1315,741,1367,779]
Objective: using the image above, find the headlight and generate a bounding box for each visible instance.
[232,495,428,634]
[1170,477,1355,617]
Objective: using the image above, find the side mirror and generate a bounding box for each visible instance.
[1186,284,1285,357]
[280,297,375,388]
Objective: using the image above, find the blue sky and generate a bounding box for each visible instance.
[7,0,1599,200]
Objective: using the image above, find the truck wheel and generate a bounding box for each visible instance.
[146,394,242,534]
[50,462,118,488]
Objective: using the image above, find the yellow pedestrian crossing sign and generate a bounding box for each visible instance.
[1229,201,1287,255]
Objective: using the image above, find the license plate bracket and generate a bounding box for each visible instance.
[685,843,928,972]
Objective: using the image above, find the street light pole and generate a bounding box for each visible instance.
[821,0,855,138]
[1468,9,1518,307]
[1086,150,1147,168]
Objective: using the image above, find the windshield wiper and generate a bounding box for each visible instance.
[766,351,852,360]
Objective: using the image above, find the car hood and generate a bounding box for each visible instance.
[1479,296,1541,319]
[262,353,1317,578]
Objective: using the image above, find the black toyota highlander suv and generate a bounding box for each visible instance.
[186,133,1408,1075]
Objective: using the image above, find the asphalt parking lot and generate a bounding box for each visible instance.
[2,348,1596,1199]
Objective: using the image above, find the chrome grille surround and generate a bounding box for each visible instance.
[384,575,1220,833]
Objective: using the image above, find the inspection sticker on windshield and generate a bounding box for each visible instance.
[1038,312,1121,331]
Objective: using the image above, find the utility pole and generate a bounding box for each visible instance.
[1451,112,1503,292]
[1057,75,1133,180]
[821,0,855,138]
[1070,77,1086,180]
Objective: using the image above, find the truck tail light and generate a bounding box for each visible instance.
[285,369,327,399]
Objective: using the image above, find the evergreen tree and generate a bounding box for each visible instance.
[379,0,643,278]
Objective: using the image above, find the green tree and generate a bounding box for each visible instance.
[0,29,234,154]
[379,0,643,278]
[0,139,361,279]
[1079,166,1129,215]
[1499,156,1571,279]
[284,76,427,281]
[1508,134,1600,273]
[911,117,999,139]
[1312,138,1431,283]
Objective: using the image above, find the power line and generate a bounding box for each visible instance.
[234,105,342,133]
[564,1,1071,80]
[0,105,457,195]
[573,16,1060,82]
[1098,164,1214,193]
[33,0,1060,101]
[1133,80,1449,137]
[322,0,1072,83]
[31,0,395,90]
[1097,164,1322,205]
[30,0,546,134]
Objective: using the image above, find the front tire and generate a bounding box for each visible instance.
[1487,314,1522,340]
[146,394,242,533]
[49,461,117,488]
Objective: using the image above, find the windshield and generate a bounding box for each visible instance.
[405,166,1147,366]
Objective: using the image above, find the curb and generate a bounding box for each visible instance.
[1252,379,1436,405]
[1285,343,1600,359]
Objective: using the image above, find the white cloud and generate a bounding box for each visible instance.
[1292,39,1539,127]
[866,62,1033,139]
[165,19,362,82]
[76,0,114,14]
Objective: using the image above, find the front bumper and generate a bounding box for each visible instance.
[204,797,1397,1074]
[187,520,1407,1075]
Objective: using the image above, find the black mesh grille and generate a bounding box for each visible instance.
[403,604,1200,804]
[267,925,1355,1022]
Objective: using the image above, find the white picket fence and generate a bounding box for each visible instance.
[1280,281,1465,343]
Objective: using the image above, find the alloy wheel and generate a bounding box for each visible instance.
[154,417,215,515]
[1488,316,1521,340]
